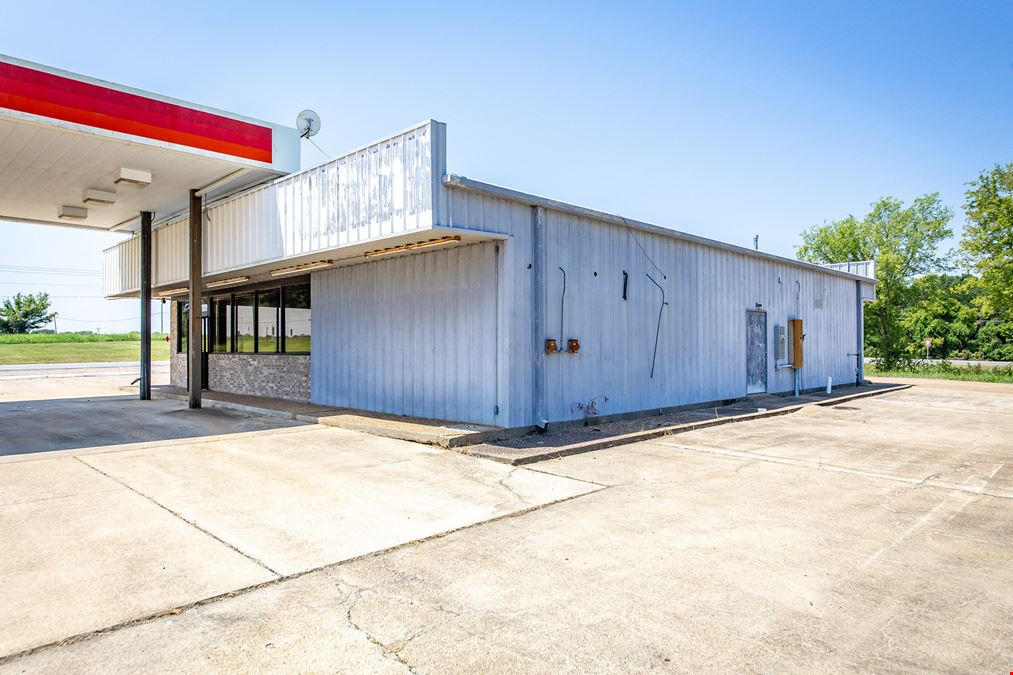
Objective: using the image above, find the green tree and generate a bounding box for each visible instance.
[962,163,1013,314]
[900,275,980,358]
[0,292,58,334]
[797,194,952,368]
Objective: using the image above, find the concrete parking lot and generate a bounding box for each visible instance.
[0,375,1010,672]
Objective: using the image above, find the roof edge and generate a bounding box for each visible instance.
[443,174,877,285]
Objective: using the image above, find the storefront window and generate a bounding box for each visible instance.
[234,294,256,353]
[258,290,280,353]
[283,286,311,353]
[177,301,188,354]
[181,283,308,355]
[211,297,232,352]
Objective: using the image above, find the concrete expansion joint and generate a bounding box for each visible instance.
[0,465,600,666]
[71,456,283,578]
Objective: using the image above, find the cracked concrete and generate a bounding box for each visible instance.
[2,377,1012,672]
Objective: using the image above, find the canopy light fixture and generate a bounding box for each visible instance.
[269,260,334,277]
[158,287,189,297]
[364,235,463,258]
[82,188,116,205]
[205,276,250,289]
[58,205,88,221]
[114,168,151,187]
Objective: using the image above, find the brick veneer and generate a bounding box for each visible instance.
[169,300,311,402]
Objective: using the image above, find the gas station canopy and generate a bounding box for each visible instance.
[0,54,300,232]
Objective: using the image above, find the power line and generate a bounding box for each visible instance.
[57,316,141,322]
[0,280,102,287]
[0,265,101,276]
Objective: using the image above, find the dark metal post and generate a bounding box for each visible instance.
[188,190,202,409]
[856,280,865,386]
[139,211,153,400]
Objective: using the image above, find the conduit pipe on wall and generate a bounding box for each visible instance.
[646,273,667,379]
[558,266,566,348]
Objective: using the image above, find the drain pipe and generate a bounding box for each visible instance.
[532,207,549,430]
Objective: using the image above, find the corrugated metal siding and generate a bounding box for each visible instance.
[204,120,437,273]
[446,186,862,425]
[102,236,139,296]
[311,242,499,425]
[824,260,876,279]
[445,188,533,426]
[102,120,443,296]
[154,217,188,286]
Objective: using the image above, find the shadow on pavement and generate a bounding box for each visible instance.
[0,395,303,456]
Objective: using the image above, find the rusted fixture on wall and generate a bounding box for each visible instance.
[567,338,581,353]
[545,338,558,354]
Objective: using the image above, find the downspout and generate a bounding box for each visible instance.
[532,206,548,429]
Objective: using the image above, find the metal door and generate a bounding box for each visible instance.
[183,303,210,390]
[746,310,767,394]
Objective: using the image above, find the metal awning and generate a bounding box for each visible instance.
[0,54,300,233]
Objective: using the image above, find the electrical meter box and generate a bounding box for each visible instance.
[774,324,787,365]
[789,319,804,369]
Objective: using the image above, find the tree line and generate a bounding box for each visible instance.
[797,163,1012,367]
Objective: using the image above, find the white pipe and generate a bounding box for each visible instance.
[826,376,832,394]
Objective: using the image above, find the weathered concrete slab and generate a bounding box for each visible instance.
[0,375,300,456]
[1,572,403,675]
[4,378,1011,672]
[646,383,1013,498]
[0,457,276,658]
[78,426,599,576]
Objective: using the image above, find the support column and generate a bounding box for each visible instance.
[139,211,153,400]
[856,280,865,385]
[188,190,202,409]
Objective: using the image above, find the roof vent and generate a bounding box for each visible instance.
[82,188,116,205]
[114,168,151,187]
[58,205,88,221]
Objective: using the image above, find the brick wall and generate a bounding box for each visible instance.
[168,300,311,402]
[208,353,311,401]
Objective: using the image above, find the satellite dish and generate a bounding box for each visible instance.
[296,109,321,138]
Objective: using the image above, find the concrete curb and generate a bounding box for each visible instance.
[147,384,911,457]
[468,384,913,466]
[147,388,507,448]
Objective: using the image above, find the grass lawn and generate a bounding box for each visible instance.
[0,340,171,365]
[867,362,1013,384]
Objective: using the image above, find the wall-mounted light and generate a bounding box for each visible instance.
[364,235,462,258]
[269,260,333,277]
[82,189,116,205]
[158,287,189,297]
[114,168,151,187]
[205,276,250,289]
[58,205,88,221]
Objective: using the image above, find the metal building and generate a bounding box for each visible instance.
[103,119,876,428]
[0,54,876,429]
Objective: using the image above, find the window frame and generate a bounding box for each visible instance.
[280,285,311,355]
[178,277,309,356]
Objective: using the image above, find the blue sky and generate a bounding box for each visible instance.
[2,0,1011,331]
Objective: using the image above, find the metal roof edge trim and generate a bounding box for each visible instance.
[141,118,443,231]
[443,174,878,285]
